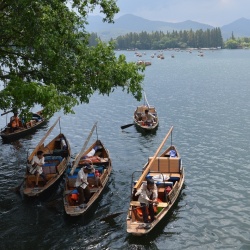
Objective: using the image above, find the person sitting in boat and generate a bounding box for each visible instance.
[81,141,103,160]
[135,178,158,223]
[9,112,20,132]
[143,109,156,126]
[134,110,142,121]
[76,164,92,209]
[93,168,103,187]
[29,150,47,187]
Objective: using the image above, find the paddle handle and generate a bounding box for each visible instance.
[144,92,150,108]
[121,123,134,129]
[100,203,158,221]
[28,117,60,162]
[1,110,13,116]
[70,121,98,175]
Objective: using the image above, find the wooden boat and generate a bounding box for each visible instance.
[133,92,159,131]
[63,124,112,216]
[133,104,158,131]
[136,60,152,66]
[126,126,184,236]
[0,110,47,142]
[23,118,71,197]
[121,93,158,131]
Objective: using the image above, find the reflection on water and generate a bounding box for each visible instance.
[1,50,250,249]
[134,123,159,135]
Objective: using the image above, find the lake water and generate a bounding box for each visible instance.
[1,49,250,250]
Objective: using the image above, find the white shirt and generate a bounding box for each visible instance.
[135,182,158,205]
[86,148,95,157]
[145,112,155,122]
[31,155,45,174]
[75,168,89,189]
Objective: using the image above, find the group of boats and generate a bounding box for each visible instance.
[8,117,112,218]
[1,99,184,236]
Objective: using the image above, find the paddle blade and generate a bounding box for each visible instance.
[11,186,21,193]
[11,179,25,193]
[121,123,134,129]
[11,184,22,193]
[100,211,125,221]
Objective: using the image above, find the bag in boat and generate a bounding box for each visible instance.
[169,150,177,157]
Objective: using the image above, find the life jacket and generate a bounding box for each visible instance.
[136,198,162,217]
[95,170,100,177]
[71,193,79,201]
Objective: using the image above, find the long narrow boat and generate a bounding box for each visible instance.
[64,126,112,216]
[23,118,71,197]
[126,126,184,236]
[0,110,47,142]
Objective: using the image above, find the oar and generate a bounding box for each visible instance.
[69,121,98,175]
[12,178,26,193]
[144,91,150,108]
[121,123,134,129]
[100,211,127,221]
[1,109,13,116]
[13,118,61,194]
[28,117,60,162]
[100,204,153,221]
[134,126,174,190]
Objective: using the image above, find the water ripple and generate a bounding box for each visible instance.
[1,50,250,249]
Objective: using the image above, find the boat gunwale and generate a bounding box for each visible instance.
[133,105,159,131]
[63,139,112,216]
[23,133,71,197]
[126,134,185,236]
[0,111,47,142]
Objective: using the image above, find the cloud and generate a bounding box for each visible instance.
[91,0,250,27]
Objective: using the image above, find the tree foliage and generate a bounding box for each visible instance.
[115,28,224,50]
[0,0,145,117]
[224,39,238,49]
[224,37,250,49]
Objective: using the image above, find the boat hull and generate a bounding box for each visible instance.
[63,139,112,216]
[133,105,159,132]
[0,111,47,142]
[23,133,71,197]
[134,119,159,132]
[126,143,184,236]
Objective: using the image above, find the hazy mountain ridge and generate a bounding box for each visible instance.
[221,17,250,38]
[86,14,250,40]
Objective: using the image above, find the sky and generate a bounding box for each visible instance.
[92,0,250,27]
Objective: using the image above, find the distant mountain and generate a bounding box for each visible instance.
[86,14,213,40]
[221,18,250,39]
[86,14,250,41]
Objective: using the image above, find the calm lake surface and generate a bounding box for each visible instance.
[1,49,250,250]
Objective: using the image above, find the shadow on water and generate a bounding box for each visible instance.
[126,189,186,245]
[135,124,159,136]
